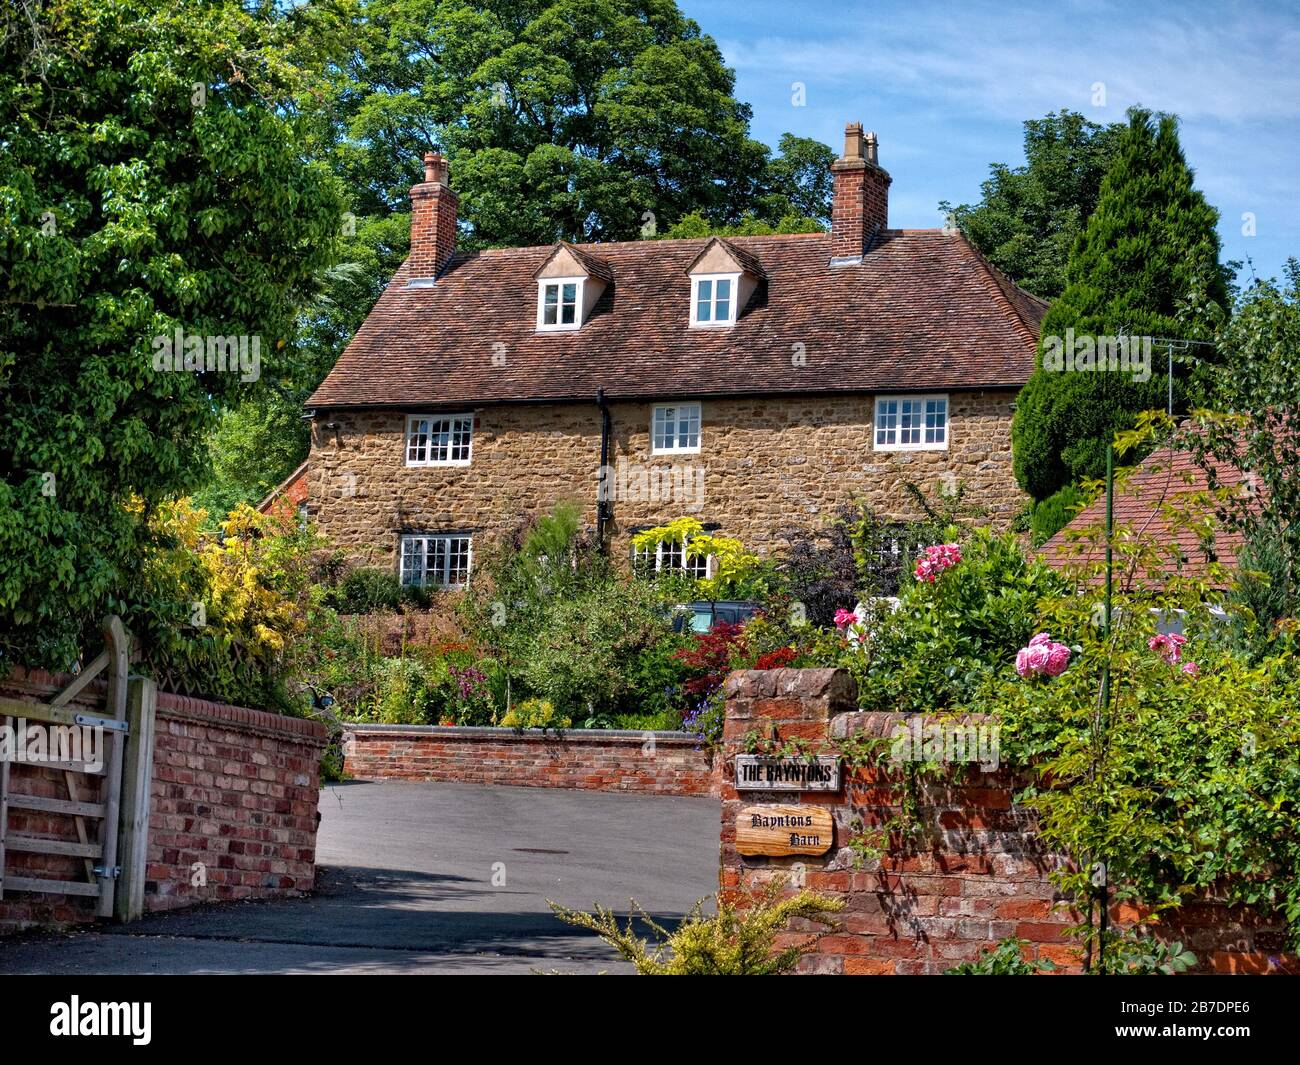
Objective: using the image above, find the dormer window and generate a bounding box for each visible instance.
[533,242,612,332]
[538,278,583,330]
[685,237,764,329]
[691,274,738,327]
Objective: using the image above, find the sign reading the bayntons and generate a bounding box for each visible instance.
[735,804,834,857]
[734,755,841,792]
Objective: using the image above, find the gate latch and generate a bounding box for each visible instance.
[93,865,121,879]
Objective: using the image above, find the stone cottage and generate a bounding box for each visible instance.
[305,122,1045,589]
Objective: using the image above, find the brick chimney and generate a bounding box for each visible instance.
[830,123,891,264]
[408,150,458,286]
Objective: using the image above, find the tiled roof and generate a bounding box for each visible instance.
[307,229,1046,409]
[1040,447,1249,586]
[257,459,309,515]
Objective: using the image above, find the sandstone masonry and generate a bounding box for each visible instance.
[309,389,1023,570]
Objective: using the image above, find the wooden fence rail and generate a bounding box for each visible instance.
[0,616,156,922]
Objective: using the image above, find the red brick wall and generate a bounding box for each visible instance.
[719,668,1299,975]
[344,724,720,797]
[146,691,326,913]
[1,669,327,934]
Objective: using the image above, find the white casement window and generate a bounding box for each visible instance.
[537,277,584,330]
[650,403,701,455]
[874,395,949,451]
[406,413,473,466]
[690,273,739,327]
[633,538,711,580]
[399,534,473,588]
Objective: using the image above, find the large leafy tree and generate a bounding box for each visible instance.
[312,0,769,254]
[1011,108,1228,504]
[0,0,346,664]
[662,133,834,239]
[942,110,1125,299]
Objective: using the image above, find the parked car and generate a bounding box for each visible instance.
[672,600,761,634]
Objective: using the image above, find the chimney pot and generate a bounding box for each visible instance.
[865,131,879,166]
[843,122,865,161]
[423,150,448,186]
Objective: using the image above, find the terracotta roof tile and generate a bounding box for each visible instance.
[307,229,1042,409]
[1040,447,1249,586]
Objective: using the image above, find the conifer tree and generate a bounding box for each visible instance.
[1012,108,1228,504]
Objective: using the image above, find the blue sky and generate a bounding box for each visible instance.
[681,0,1300,287]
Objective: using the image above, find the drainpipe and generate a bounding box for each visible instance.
[596,387,612,552]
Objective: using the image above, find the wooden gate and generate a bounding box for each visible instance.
[0,616,157,921]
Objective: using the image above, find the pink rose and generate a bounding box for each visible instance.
[914,543,962,583]
[834,608,856,629]
[1181,661,1200,678]
[1026,643,1051,673]
[1149,632,1188,665]
[1044,642,1071,677]
[1016,633,1070,679]
[1015,647,1031,678]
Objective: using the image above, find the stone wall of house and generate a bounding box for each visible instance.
[308,390,1022,570]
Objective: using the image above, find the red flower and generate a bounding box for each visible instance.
[755,646,797,670]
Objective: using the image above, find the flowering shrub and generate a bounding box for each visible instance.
[131,499,321,711]
[1015,632,1072,678]
[849,529,1068,714]
[914,542,962,582]
[447,664,494,725]
[993,575,1300,963]
[500,697,571,731]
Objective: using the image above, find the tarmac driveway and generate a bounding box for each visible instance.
[0,780,721,975]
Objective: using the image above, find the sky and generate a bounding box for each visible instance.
[681,0,1300,287]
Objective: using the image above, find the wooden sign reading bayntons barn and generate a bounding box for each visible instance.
[736,805,834,857]
[734,755,841,792]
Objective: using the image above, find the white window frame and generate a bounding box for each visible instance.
[650,402,702,455]
[689,272,740,327]
[633,537,712,580]
[873,394,949,451]
[399,533,473,589]
[405,413,474,467]
[536,276,585,331]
